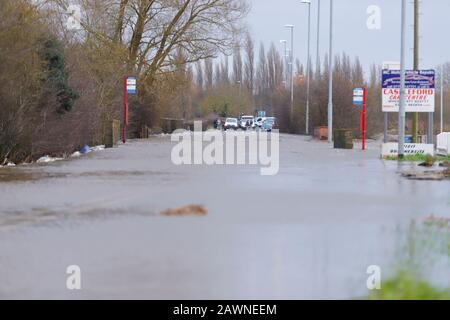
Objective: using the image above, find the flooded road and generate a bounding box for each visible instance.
[0,134,448,299]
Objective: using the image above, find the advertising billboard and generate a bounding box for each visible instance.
[382,69,435,112]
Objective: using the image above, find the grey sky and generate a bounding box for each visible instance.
[247,0,450,74]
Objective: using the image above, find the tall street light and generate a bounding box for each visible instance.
[327,0,333,143]
[441,64,445,133]
[398,0,407,158]
[285,24,295,124]
[300,0,312,135]
[280,40,288,89]
[316,0,321,72]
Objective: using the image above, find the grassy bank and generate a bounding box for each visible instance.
[383,154,450,162]
[368,270,450,300]
[366,217,450,300]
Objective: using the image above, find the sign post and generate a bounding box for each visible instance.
[382,69,435,113]
[380,68,436,157]
[123,76,137,144]
[353,87,367,151]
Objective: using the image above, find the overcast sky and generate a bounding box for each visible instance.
[247,0,450,74]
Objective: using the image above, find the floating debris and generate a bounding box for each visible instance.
[423,215,450,229]
[439,161,450,168]
[36,155,64,163]
[401,169,450,181]
[162,205,207,217]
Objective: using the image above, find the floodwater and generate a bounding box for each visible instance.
[0,134,448,299]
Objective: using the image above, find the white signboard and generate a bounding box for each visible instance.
[382,70,435,113]
[126,77,137,94]
[381,143,435,157]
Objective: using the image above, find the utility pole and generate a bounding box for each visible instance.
[441,64,445,133]
[399,0,407,158]
[280,40,288,89]
[285,25,295,126]
[412,0,419,143]
[327,0,333,143]
[301,0,312,135]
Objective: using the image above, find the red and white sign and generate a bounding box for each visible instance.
[382,69,435,113]
[382,88,435,113]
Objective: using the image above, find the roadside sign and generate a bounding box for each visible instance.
[123,76,137,144]
[126,77,137,94]
[353,88,364,106]
[382,61,400,70]
[353,87,367,151]
[382,69,435,112]
[256,110,266,118]
[381,143,435,157]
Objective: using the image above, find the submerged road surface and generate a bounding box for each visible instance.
[0,134,448,299]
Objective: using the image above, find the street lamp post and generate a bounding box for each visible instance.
[316,0,321,72]
[285,25,295,124]
[398,0,407,158]
[280,40,288,89]
[441,64,445,133]
[327,0,333,143]
[301,0,312,135]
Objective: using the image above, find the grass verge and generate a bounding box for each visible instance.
[367,270,450,300]
[383,154,450,162]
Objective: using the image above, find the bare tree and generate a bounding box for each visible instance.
[50,0,250,87]
[233,44,243,86]
[195,60,204,90]
[243,33,255,95]
[267,43,283,91]
[204,58,214,89]
[256,43,268,95]
[220,56,230,85]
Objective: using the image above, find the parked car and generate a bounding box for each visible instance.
[254,117,265,128]
[262,117,275,132]
[223,118,239,130]
[239,116,255,130]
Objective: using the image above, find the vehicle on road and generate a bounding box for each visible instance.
[262,117,275,132]
[254,117,265,128]
[223,118,239,130]
[239,116,255,130]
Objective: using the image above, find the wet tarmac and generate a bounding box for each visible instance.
[0,135,448,299]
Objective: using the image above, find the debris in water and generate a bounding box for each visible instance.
[418,154,436,167]
[439,161,450,168]
[424,214,450,228]
[36,156,64,163]
[80,145,91,154]
[401,169,450,181]
[162,205,207,217]
[90,145,105,152]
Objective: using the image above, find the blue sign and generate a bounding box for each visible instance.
[353,88,364,106]
[256,110,266,118]
[382,70,435,89]
[126,77,137,94]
